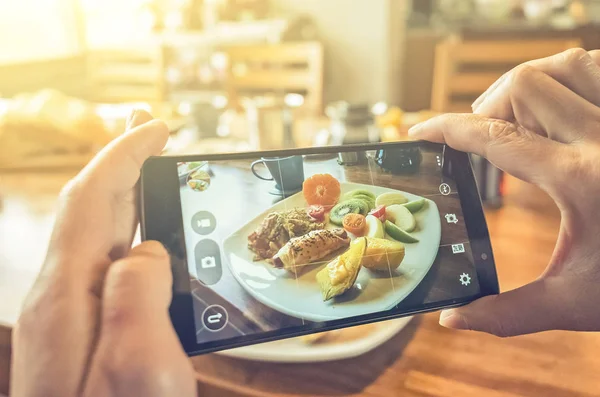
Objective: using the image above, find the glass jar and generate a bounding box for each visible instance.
[325,102,380,146]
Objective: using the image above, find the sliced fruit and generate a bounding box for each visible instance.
[365,214,385,238]
[343,189,376,200]
[362,238,405,271]
[368,205,386,222]
[386,204,416,232]
[345,192,374,201]
[341,191,376,211]
[303,174,341,207]
[354,196,376,210]
[316,237,367,301]
[403,198,426,213]
[343,213,367,236]
[385,221,419,243]
[375,192,408,207]
[330,199,369,226]
[307,205,326,222]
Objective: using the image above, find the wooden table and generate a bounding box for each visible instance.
[2,171,600,396]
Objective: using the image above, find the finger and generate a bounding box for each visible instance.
[474,48,600,114]
[408,113,573,189]
[439,278,572,337]
[475,65,599,142]
[471,71,509,111]
[113,109,156,259]
[102,241,172,324]
[589,49,600,65]
[83,241,196,397]
[126,109,154,131]
[525,48,600,107]
[78,118,169,197]
[48,119,169,261]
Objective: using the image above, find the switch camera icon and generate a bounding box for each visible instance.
[445,213,458,224]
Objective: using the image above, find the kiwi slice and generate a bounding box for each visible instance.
[342,189,376,202]
[347,189,376,199]
[330,199,369,225]
[344,197,374,212]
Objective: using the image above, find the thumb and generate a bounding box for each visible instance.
[439,278,566,337]
[102,240,173,323]
[84,241,196,396]
[126,109,154,131]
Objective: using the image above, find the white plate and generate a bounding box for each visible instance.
[222,182,441,322]
[218,317,413,363]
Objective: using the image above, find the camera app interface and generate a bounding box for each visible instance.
[177,146,480,343]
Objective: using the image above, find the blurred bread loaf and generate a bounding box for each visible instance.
[0,89,111,167]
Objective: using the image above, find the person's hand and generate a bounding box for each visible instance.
[409,48,600,337]
[10,110,197,396]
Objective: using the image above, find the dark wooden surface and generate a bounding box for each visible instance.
[181,148,475,343]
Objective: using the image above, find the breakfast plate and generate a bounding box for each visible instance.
[218,316,413,362]
[222,182,441,322]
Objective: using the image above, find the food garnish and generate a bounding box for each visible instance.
[329,199,369,226]
[368,205,386,222]
[365,214,385,239]
[384,220,419,243]
[342,213,366,236]
[386,204,416,232]
[303,174,341,207]
[316,237,367,301]
[307,205,326,222]
[361,238,405,271]
[403,198,426,213]
[375,192,408,207]
[342,189,376,211]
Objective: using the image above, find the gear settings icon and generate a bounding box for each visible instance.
[459,273,471,286]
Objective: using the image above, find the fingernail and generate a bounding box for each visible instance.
[133,241,169,258]
[439,310,469,330]
[126,109,140,130]
[472,94,486,112]
[473,71,509,113]
[408,122,424,137]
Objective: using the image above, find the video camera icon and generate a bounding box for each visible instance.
[191,211,216,235]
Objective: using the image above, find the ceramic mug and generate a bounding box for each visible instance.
[251,155,305,192]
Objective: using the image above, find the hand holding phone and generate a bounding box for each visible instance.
[10,111,197,396]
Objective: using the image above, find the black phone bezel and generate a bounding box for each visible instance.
[140,141,499,356]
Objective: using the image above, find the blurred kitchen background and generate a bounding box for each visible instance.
[1,0,597,168]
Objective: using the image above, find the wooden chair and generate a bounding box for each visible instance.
[225,41,324,116]
[431,36,582,112]
[86,45,166,105]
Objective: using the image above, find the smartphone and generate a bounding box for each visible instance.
[140,141,498,356]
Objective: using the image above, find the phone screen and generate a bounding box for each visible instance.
[170,144,489,348]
